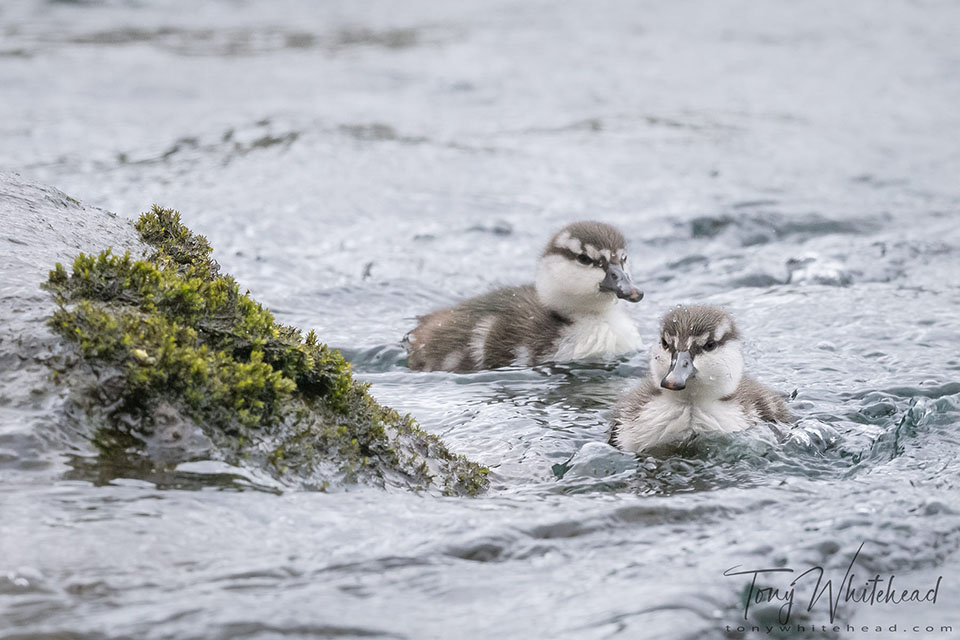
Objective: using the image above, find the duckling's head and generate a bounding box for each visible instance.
[650,305,744,400]
[534,221,643,315]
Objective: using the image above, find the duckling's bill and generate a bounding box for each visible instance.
[599,262,643,302]
[661,350,694,390]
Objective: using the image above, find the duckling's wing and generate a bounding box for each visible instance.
[405,304,468,371]
[737,377,795,424]
[407,285,559,371]
[460,285,567,368]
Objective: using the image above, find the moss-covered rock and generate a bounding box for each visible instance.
[45,206,487,494]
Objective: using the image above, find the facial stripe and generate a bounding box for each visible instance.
[554,231,583,255]
[664,334,684,350]
[666,334,724,352]
[713,318,732,343]
[549,246,603,266]
[583,243,601,260]
[658,305,740,356]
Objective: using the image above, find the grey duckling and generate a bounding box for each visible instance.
[611,305,793,454]
[405,221,644,372]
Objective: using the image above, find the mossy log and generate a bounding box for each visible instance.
[45,206,487,494]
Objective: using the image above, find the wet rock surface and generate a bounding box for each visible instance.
[0,172,143,473]
[2,176,486,495]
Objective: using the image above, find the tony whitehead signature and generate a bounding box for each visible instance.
[723,542,943,624]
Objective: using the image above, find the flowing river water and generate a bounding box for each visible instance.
[2,1,960,638]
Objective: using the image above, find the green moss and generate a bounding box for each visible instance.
[45,206,487,494]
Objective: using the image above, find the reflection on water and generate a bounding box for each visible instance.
[2,0,960,637]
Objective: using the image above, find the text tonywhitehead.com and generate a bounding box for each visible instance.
[723,542,944,627]
[724,624,952,635]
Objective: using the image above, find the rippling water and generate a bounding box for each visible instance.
[2,1,960,638]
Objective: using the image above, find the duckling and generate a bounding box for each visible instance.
[611,305,793,454]
[405,221,644,372]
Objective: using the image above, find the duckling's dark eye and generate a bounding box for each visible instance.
[660,337,669,350]
[703,340,718,352]
[576,254,592,266]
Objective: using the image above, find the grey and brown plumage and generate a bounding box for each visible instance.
[404,221,644,372]
[611,305,793,454]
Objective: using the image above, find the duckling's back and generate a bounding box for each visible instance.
[405,285,569,372]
